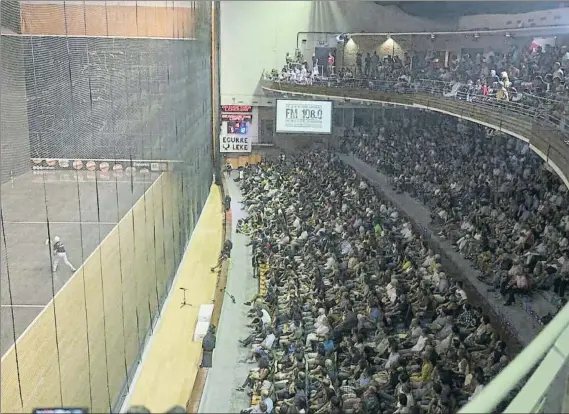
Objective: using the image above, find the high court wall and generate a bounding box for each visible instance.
[0,1,215,412]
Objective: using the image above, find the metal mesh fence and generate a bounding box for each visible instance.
[0,1,214,412]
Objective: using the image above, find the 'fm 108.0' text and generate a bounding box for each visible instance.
[285,107,323,120]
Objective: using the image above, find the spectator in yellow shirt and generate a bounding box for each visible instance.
[411,351,435,384]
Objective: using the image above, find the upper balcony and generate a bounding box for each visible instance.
[261,77,569,188]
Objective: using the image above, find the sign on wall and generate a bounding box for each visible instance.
[220,136,252,153]
[275,100,333,134]
[221,113,253,121]
[31,158,171,172]
[221,105,252,113]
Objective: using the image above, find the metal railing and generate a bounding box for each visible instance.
[261,76,569,188]
[265,69,569,115]
[263,73,567,130]
[460,304,569,414]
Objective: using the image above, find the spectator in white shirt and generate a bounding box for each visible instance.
[246,328,276,363]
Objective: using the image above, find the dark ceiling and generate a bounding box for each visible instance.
[376,1,569,19]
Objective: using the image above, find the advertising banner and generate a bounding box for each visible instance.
[219,136,252,153]
[30,158,171,173]
[276,100,333,134]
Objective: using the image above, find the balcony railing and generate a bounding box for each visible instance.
[261,77,569,187]
[461,304,569,413]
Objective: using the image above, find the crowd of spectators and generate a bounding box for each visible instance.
[341,110,568,320]
[235,153,514,414]
[265,39,569,118]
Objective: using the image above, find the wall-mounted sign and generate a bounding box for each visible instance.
[221,105,252,113]
[31,170,157,183]
[220,136,252,153]
[30,158,171,172]
[221,113,253,121]
[275,99,333,134]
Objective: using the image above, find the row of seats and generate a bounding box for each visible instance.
[236,155,515,414]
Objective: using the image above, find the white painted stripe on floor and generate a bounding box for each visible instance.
[0,173,164,363]
[5,221,118,225]
[0,304,46,308]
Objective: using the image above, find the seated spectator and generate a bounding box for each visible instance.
[236,152,512,414]
[341,109,567,313]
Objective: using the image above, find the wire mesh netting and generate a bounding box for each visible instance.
[0,1,214,412]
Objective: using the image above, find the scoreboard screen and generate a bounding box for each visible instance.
[227,120,248,135]
[275,100,332,134]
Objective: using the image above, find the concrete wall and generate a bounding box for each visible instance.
[0,36,31,183]
[459,7,569,30]
[219,1,456,106]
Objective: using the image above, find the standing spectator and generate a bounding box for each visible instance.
[328,52,335,76]
[201,325,216,368]
[356,51,363,76]
[312,53,318,73]
[553,61,564,80]
[371,51,380,77]
[364,52,371,77]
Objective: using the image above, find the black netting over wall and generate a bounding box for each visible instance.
[0,2,214,411]
[24,36,211,161]
[1,35,30,183]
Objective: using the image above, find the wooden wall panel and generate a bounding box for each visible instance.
[20,3,195,38]
[84,5,108,37]
[161,175,175,283]
[226,153,263,169]
[124,183,222,412]
[100,228,128,404]
[10,307,61,413]
[20,4,65,36]
[132,200,152,343]
[1,348,24,412]
[0,172,183,413]
[172,175,181,262]
[83,249,112,413]
[63,4,87,36]
[54,273,91,408]
[118,213,141,371]
[152,183,167,300]
[106,5,138,38]
[143,186,159,318]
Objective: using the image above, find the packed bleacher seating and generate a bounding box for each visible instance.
[232,33,569,414]
[235,154,519,414]
[264,38,569,126]
[340,110,568,320]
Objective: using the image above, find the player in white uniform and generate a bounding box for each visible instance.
[47,236,77,272]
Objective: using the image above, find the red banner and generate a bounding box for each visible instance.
[221,105,252,113]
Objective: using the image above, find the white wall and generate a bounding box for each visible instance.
[247,106,259,144]
[459,7,569,30]
[219,1,456,105]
